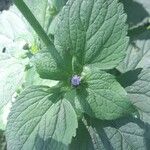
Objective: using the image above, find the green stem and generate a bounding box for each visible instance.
[14,0,60,61]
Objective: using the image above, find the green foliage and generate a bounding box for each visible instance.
[71,116,150,150]
[54,0,129,71]
[70,67,134,120]
[0,0,150,149]
[125,69,150,124]
[6,86,77,150]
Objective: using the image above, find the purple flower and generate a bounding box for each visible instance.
[71,75,81,86]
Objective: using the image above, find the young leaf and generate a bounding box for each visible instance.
[33,51,69,80]
[125,69,150,124]
[71,67,134,120]
[6,86,78,150]
[70,116,150,150]
[54,0,129,72]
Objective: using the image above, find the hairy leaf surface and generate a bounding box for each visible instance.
[33,51,68,80]
[54,0,129,71]
[6,86,78,150]
[68,67,134,120]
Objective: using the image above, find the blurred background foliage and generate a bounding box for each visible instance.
[0,0,150,149]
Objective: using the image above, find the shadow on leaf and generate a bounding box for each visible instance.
[35,134,68,150]
[77,115,150,150]
[121,0,149,26]
[117,68,143,88]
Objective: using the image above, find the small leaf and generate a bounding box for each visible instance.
[76,67,134,120]
[6,86,78,150]
[54,0,129,72]
[33,51,69,80]
[125,69,150,124]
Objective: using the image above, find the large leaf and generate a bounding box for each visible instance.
[6,86,78,150]
[124,69,150,124]
[54,0,129,72]
[68,67,134,120]
[0,7,32,129]
[118,0,150,72]
[118,31,150,72]
[0,55,24,111]
[70,116,150,150]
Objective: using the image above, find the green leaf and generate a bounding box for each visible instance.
[0,6,33,53]
[118,31,150,72]
[118,0,150,72]
[0,55,24,111]
[74,116,150,150]
[33,51,69,80]
[24,65,58,87]
[54,0,129,72]
[0,6,32,129]
[6,86,78,150]
[125,69,150,124]
[69,67,134,120]
[0,102,12,130]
